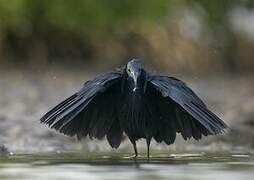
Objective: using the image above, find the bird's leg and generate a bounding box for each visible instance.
[146,138,151,161]
[129,138,138,158]
[133,141,138,158]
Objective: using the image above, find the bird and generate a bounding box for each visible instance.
[40,59,227,159]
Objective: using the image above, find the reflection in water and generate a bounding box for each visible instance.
[0,152,253,180]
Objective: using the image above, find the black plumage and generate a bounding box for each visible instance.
[40,59,227,159]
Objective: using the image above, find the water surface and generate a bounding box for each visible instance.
[0,152,253,180]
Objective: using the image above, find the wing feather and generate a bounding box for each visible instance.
[106,119,123,148]
[147,74,227,142]
[40,71,123,141]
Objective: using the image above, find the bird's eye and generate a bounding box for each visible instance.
[128,69,131,72]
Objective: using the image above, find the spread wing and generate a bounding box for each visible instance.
[40,71,124,148]
[146,75,227,145]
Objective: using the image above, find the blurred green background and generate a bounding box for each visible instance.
[1,0,254,74]
[0,0,254,155]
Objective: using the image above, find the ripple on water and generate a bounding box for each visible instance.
[0,152,253,180]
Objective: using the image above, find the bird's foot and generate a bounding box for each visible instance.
[147,155,150,162]
[124,154,139,160]
[131,154,139,160]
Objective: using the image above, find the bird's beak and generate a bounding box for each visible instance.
[132,72,138,92]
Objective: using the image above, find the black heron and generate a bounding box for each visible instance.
[40,59,227,159]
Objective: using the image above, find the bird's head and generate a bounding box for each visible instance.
[126,59,143,92]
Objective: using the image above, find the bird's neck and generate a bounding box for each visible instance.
[127,79,146,96]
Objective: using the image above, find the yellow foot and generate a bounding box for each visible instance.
[123,154,140,159]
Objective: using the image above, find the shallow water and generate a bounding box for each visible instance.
[0,152,253,180]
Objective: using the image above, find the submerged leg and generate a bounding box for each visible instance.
[129,138,138,158]
[146,138,151,161]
